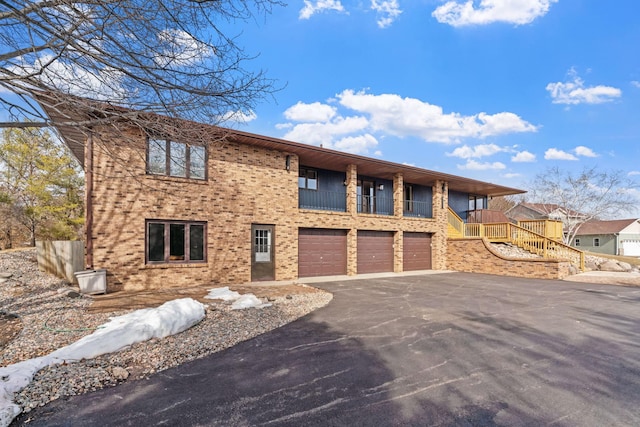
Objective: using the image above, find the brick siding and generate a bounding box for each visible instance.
[447,238,571,280]
[89,126,449,291]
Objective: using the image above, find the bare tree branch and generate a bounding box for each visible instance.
[0,0,281,131]
[528,166,639,244]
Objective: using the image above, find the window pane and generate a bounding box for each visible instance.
[307,170,317,190]
[190,146,206,180]
[169,223,185,260]
[404,185,413,212]
[148,140,166,175]
[169,141,187,177]
[255,229,271,262]
[298,169,306,188]
[148,223,165,261]
[189,224,204,261]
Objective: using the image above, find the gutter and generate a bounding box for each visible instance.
[85,132,94,269]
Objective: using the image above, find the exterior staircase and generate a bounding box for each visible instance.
[448,208,584,271]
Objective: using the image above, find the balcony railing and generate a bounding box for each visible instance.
[299,189,435,219]
[299,189,347,212]
[357,195,394,216]
[403,200,433,218]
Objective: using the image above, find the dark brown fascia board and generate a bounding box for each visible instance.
[36,95,525,198]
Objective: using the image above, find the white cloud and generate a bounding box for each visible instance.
[546,69,621,105]
[284,101,337,122]
[334,134,379,154]
[511,150,536,162]
[457,159,506,170]
[13,54,126,101]
[544,148,578,161]
[221,110,257,124]
[278,90,538,156]
[432,0,557,27]
[446,143,505,159]
[632,81,640,89]
[299,0,345,19]
[628,171,640,176]
[371,0,402,28]
[336,89,537,143]
[503,172,522,178]
[574,145,598,157]
[155,29,214,68]
[282,115,369,148]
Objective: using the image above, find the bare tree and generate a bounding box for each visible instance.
[0,0,279,131]
[488,195,519,213]
[527,166,639,245]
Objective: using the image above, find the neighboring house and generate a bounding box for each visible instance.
[506,202,586,224]
[506,202,588,240]
[571,219,640,257]
[40,102,525,292]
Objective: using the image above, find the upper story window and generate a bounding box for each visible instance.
[469,195,485,211]
[404,184,414,212]
[298,167,318,190]
[147,139,206,180]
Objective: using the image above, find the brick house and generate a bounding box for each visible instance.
[42,103,526,292]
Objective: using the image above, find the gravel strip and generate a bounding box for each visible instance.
[1,249,332,416]
[489,242,543,259]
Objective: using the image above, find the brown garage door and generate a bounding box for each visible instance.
[298,228,348,277]
[403,232,432,271]
[357,230,394,274]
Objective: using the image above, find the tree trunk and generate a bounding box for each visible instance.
[30,221,36,247]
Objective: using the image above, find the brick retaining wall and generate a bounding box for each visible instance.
[447,238,571,280]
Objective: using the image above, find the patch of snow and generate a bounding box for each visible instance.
[0,298,205,427]
[231,294,272,310]
[205,287,272,310]
[204,286,241,301]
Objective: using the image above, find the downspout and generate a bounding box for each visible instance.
[85,132,94,269]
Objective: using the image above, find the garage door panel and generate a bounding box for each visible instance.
[622,240,640,257]
[299,229,347,277]
[357,231,394,274]
[403,232,432,271]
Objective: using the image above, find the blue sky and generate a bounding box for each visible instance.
[227,0,640,211]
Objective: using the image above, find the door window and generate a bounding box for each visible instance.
[255,229,271,262]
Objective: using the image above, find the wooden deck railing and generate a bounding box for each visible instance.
[448,208,584,270]
[517,219,563,241]
[447,208,465,238]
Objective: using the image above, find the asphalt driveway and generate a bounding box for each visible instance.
[17,272,640,426]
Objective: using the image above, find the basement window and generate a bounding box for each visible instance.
[575,238,581,247]
[146,220,206,264]
[593,238,600,247]
[147,139,206,180]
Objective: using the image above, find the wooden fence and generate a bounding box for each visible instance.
[36,240,84,284]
